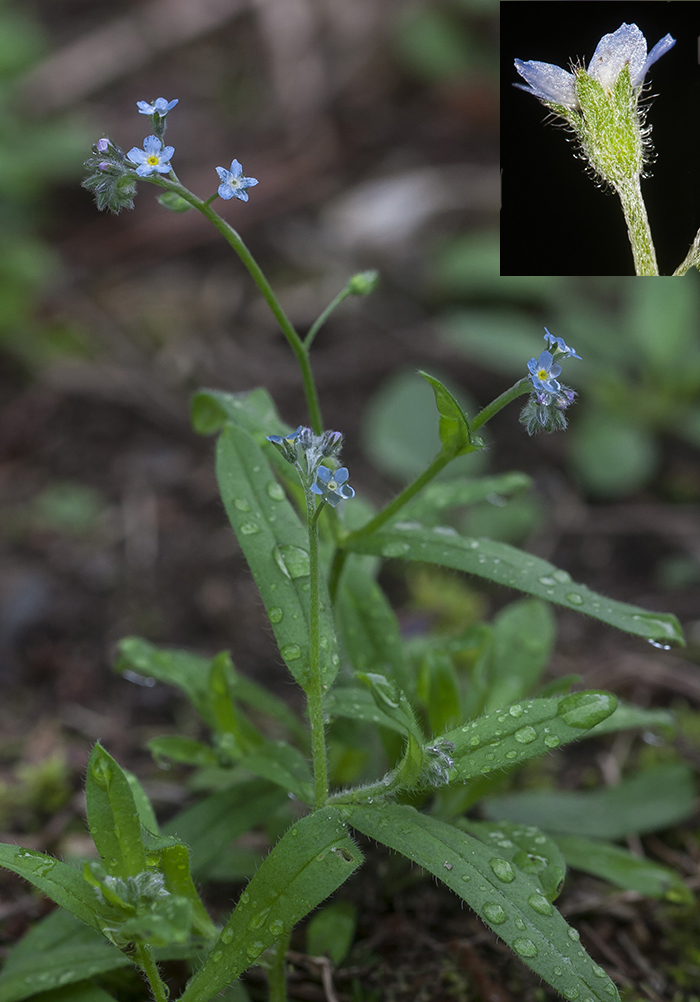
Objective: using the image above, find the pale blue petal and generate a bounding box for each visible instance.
[137,101,154,114]
[310,483,324,495]
[161,146,175,161]
[135,164,154,176]
[216,166,230,181]
[127,147,147,164]
[316,466,332,484]
[234,189,249,202]
[588,23,646,91]
[638,34,676,86]
[334,468,349,485]
[143,135,162,154]
[229,159,243,178]
[514,59,578,108]
[218,183,233,199]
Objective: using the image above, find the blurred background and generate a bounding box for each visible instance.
[3,0,700,994]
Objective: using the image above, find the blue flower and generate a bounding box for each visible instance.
[543,328,582,359]
[527,350,561,393]
[126,135,174,176]
[514,23,675,108]
[137,98,179,116]
[310,466,355,508]
[216,160,258,202]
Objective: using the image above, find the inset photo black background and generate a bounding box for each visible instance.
[501,1,700,276]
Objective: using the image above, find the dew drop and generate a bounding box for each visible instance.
[553,569,571,583]
[566,592,584,606]
[513,937,538,958]
[514,916,525,930]
[269,606,284,623]
[240,891,250,904]
[489,857,516,883]
[461,874,471,882]
[269,918,285,936]
[267,481,285,501]
[553,967,563,977]
[564,990,580,1001]
[482,902,507,925]
[468,540,480,549]
[505,750,518,760]
[444,861,453,870]
[246,942,265,960]
[240,522,260,535]
[514,726,538,744]
[538,575,556,586]
[274,544,310,578]
[508,704,523,718]
[211,950,223,962]
[527,893,553,916]
[248,907,271,930]
[544,735,560,748]
[647,638,672,650]
[221,927,234,944]
[281,644,302,661]
[592,964,607,978]
[558,692,615,729]
[234,498,251,511]
[469,735,481,747]
[568,927,580,941]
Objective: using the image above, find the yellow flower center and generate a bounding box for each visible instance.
[537,369,549,380]
[328,480,337,491]
[146,154,160,166]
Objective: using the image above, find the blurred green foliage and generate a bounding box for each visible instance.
[393,0,498,83]
[0,0,91,369]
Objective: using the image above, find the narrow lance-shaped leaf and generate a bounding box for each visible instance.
[346,803,620,1002]
[459,819,566,902]
[484,763,697,839]
[554,834,693,903]
[86,743,147,878]
[179,810,363,1002]
[0,844,120,939]
[216,423,339,690]
[401,472,532,523]
[343,525,684,646]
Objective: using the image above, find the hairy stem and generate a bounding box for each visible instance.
[470,378,532,432]
[134,944,169,1002]
[267,931,292,1002]
[615,176,658,276]
[673,227,700,276]
[150,176,323,432]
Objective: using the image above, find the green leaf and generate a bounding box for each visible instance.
[360,369,485,483]
[180,810,363,1002]
[335,558,410,691]
[158,191,192,213]
[356,673,424,743]
[438,692,617,784]
[626,274,699,370]
[323,686,409,734]
[346,803,619,1002]
[162,781,288,877]
[342,525,685,647]
[190,387,287,438]
[459,820,566,902]
[216,423,339,690]
[484,764,696,839]
[0,845,115,938]
[86,744,147,878]
[401,471,532,524]
[117,638,306,743]
[239,742,315,803]
[416,651,463,735]
[147,736,219,768]
[419,371,482,458]
[554,834,693,903]
[482,599,555,712]
[29,985,118,1002]
[141,836,217,939]
[123,767,160,834]
[305,900,357,964]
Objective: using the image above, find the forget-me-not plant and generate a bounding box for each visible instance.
[513,23,685,276]
[216,159,259,202]
[127,135,175,177]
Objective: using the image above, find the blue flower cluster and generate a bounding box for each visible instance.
[266,427,355,509]
[520,329,580,435]
[84,96,259,213]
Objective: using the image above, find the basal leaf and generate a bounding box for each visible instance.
[554,834,693,903]
[85,744,146,878]
[180,810,363,1002]
[216,424,339,690]
[190,387,286,438]
[147,736,219,768]
[343,525,684,646]
[323,686,409,734]
[420,371,482,457]
[238,742,315,803]
[459,819,566,902]
[481,599,555,713]
[346,803,619,1002]
[484,764,696,839]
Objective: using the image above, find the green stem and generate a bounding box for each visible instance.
[673,226,700,276]
[307,492,329,808]
[134,944,169,1002]
[470,378,532,432]
[615,175,658,276]
[267,930,291,1002]
[304,287,351,349]
[149,176,323,432]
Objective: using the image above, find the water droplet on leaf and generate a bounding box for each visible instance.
[267,481,285,501]
[566,592,584,606]
[234,498,251,511]
[513,937,538,958]
[489,857,516,883]
[269,606,284,623]
[274,544,310,578]
[482,902,507,924]
[527,893,553,916]
[281,644,302,661]
[514,726,537,744]
[240,522,260,535]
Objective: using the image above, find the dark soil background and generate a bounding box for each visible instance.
[1,2,699,1001]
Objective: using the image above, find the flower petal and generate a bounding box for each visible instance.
[161,146,175,161]
[638,33,676,86]
[127,147,147,164]
[334,468,349,485]
[513,59,578,108]
[316,466,332,484]
[143,135,162,154]
[218,183,233,200]
[229,159,243,178]
[588,23,646,92]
